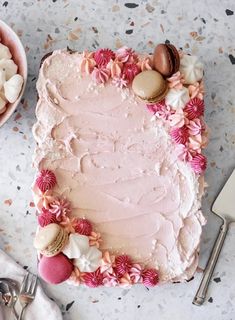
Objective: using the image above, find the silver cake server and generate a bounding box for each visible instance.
[193,168,235,306]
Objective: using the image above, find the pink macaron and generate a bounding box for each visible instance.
[38,253,73,284]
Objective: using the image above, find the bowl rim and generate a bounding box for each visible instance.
[0,19,28,128]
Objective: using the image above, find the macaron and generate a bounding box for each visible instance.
[34,223,68,257]
[132,70,168,103]
[153,43,180,77]
[38,253,73,284]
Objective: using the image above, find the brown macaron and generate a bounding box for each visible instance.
[132,70,168,104]
[153,43,180,77]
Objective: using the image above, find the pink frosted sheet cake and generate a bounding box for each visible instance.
[32,43,208,288]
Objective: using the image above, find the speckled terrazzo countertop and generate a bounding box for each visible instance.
[0,0,235,319]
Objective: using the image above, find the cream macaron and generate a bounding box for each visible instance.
[34,223,69,257]
[132,70,168,104]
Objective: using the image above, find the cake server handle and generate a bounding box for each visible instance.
[193,220,228,306]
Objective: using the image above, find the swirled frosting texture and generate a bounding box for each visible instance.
[33,50,206,283]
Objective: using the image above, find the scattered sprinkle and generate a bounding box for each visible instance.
[124,3,139,9]
[126,29,133,34]
[92,26,98,33]
[14,113,22,121]
[213,277,221,283]
[92,299,99,303]
[225,9,234,16]
[112,5,120,12]
[228,54,235,65]
[67,28,81,41]
[146,3,155,13]
[4,199,12,206]
[208,297,213,303]
[66,301,75,311]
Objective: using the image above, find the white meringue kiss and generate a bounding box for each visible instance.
[165,87,190,110]
[0,58,17,80]
[74,246,102,272]
[0,43,12,60]
[0,69,6,90]
[0,95,6,114]
[180,55,203,85]
[4,74,23,103]
[63,233,102,272]
[62,233,90,259]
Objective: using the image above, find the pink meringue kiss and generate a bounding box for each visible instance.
[116,46,138,63]
[188,81,204,100]
[103,272,119,287]
[112,76,128,88]
[91,67,110,84]
[100,251,115,274]
[74,218,92,236]
[94,48,115,67]
[67,267,84,286]
[49,197,71,221]
[137,56,153,71]
[119,273,133,288]
[175,144,193,162]
[190,153,207,174]
[146,100,172,120]
[142,269,159,287]
[107,59,123,78]
[36,169,57,193]
[122,63,140,83]
[83,268,103,288]
[170,126,189,144]
[169,109,187,128]
[129,263,143,283]
[187,118,203,136]
[89,231,102,248]
[115,255,132,277]
[80,51,96,74]
[167,71,185,90]
[184,98,204,120]
[38,207,57,227]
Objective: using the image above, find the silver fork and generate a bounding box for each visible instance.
[18,273,38,320]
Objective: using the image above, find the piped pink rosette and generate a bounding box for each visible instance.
[80,46,142,87]
[147,70,207,175]
[34,169,160,288]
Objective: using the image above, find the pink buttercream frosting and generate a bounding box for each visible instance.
[33,50,207,283]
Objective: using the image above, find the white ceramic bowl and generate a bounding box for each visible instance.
[0,20,27,127]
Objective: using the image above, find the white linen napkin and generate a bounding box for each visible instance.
[0,249,62,320]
